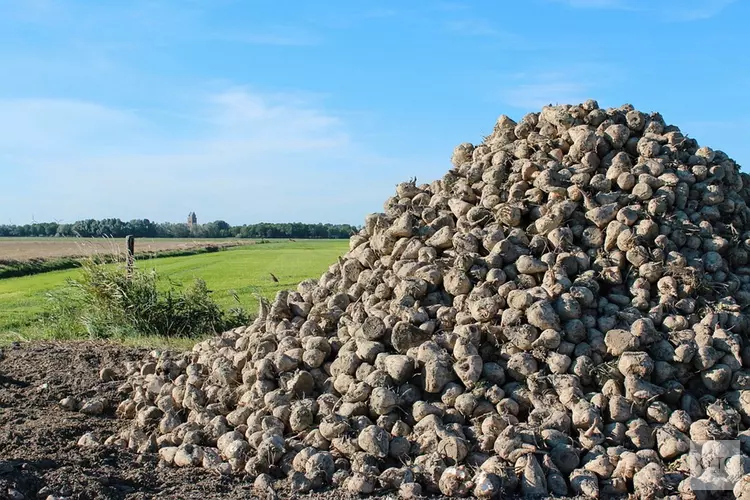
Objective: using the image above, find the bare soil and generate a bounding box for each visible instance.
[0,238,251,262]
[0,341,374,500]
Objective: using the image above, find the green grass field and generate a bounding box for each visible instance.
[0,240,348,344]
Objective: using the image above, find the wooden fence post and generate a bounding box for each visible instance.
[125,235,135,279]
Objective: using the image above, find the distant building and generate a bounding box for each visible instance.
[187,212,197,229]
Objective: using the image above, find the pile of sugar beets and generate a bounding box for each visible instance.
[100,101,750,499]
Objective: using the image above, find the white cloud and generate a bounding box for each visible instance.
[0,88,430,225]
[206,90,344,142]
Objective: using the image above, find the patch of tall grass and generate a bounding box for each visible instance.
[40,258,249,340]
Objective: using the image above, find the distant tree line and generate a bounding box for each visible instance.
[0,219,360,239]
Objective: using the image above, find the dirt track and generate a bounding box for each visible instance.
[0,238,253,262]
[0,342,376,500]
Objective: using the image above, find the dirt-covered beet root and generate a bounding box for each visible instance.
[102,101,750,499]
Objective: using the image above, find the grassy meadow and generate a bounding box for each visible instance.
[0,240,349,345]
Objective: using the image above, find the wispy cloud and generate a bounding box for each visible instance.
[215,26,321,46]
[446,19,504,37]
[444,18,526,48]
[496,65,616,109]
[0,98,147,158]
[433,1,471,12]
[551,0,623,7]
[549,0,737,20]
[663,0,738,21]
[362,8,399,19]
[0,88,426,225]
[502,82,593,109]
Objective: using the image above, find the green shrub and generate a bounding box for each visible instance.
[42,258,249,339]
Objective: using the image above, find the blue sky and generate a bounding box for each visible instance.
[1,0,748,226]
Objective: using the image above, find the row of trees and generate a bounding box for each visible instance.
[0,219,360,239]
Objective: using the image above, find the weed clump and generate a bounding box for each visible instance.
[43,259,248,339]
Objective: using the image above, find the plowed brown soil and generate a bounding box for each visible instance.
[0,341,376,500]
